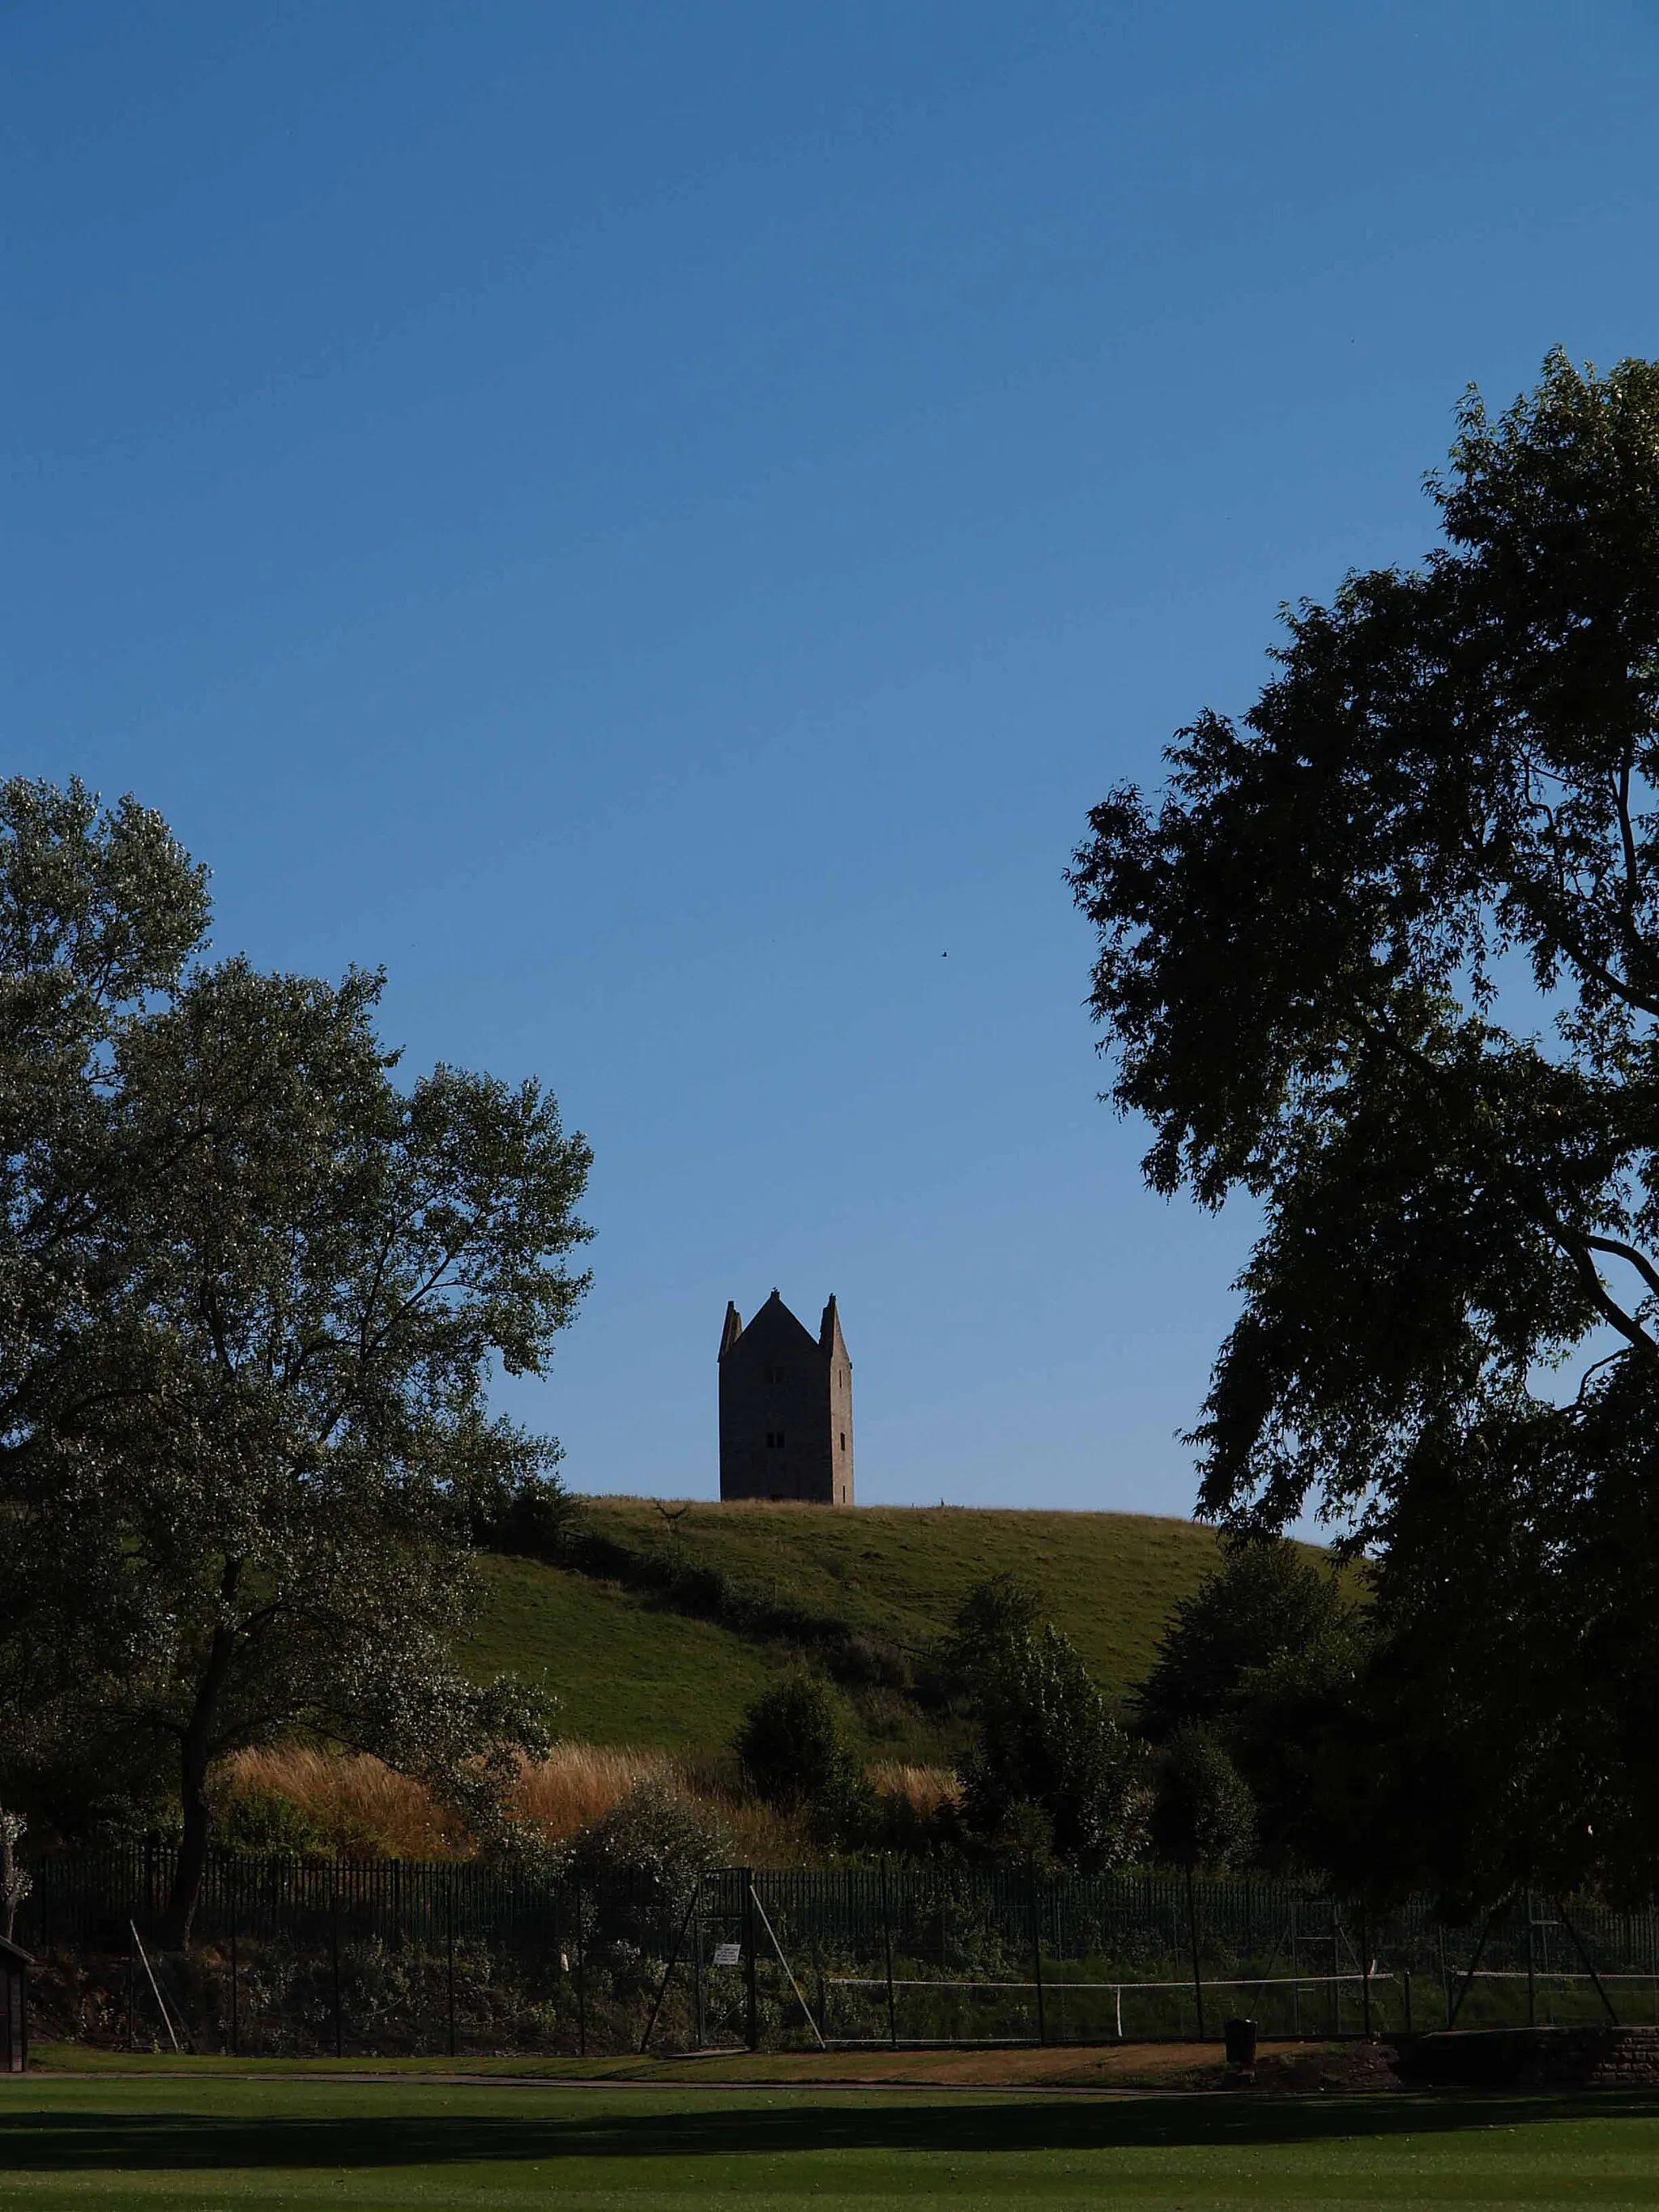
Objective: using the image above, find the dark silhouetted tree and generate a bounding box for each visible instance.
[1072,353,1659,1899]
[1148,1724,1255,1871]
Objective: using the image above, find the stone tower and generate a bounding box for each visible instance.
[718,1291,854,1504]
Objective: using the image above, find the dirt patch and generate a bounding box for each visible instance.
[1213,2042,1404,2095]
[645,2040,1397,2093]
[33,2035,1403,2094]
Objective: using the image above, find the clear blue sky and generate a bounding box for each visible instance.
[8,2,1659,1515]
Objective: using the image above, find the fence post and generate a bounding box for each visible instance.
[743,1870,759,2052]
[228,1860,239,2058]
[1030,1863,1047,2046]
[1360,1903,1371,2039]
[1526,1891,1537,2027]
[880,1863,898,2050]
[331,1866,343,2060]
[1555,1899,1620,2025]
[692,1874,706,2051]
[1185,1866,1205,2040]
[446,1865,457,2059]
[576,1882,587,2059]
[1290,1899,1301,2039]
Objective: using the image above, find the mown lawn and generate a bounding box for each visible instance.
[4,2074,1659,2210]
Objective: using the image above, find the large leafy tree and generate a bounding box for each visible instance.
[1134,1541,1349,1741]
[1070,353,1659,1898]
[945,1579,1148,1869]
[1137,1543,1374,1883]
[0,781,592,1939]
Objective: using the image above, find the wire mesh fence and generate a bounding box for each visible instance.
[18,1851,1659,2057]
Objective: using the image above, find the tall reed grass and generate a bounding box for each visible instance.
[512,1745,674,1835]
[221,1743,683,1857]
[221,1748,463,1858]
[870,1763,961,1818]
[218,1745,961,1863]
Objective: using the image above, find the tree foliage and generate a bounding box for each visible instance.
[565,1778,732,1903]
[946,1580,1147,1869]
[1146,1724,1255,1872]
[1071,353,1659,1898]
[936,1572,1042,1704]
[1136,1541,1350,1740]
[0,779,593,1937]
[734,1672,872,1848]
[0,1804,28,1942]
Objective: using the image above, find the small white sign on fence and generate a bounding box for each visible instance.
[711,1941,743,1967]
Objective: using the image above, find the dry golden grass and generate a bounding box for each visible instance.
[870,1762,961,1818]
[221,1742,685,1857]
[511,1745,674,1838]
[220,1740,889,1865]
[222,1748,463,1859]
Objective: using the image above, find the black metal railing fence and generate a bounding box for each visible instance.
[18,1851,1659,2058]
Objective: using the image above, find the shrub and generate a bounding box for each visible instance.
[734,1673,872,1848]
[213,1787,330,1858]
[1147,1724,1256,1870]
[957,1622,1149,1869]
[565,1779,731,1900]
[870,1763,962,1856]
[936,1574,1042,1704]
[1136,1541,1350,1739]
[475,1473,585,1562]
[0,1802,30,1941]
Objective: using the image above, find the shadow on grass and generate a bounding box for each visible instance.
[3,2091,1659,2172]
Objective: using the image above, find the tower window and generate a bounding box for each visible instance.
[766,1366,784,1384]
[766,1430,786,1450]
[839,1433,846,1451]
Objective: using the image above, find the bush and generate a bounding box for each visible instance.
[475,1473,585,1562]
[565,1779,731,1900]
[936,1574,1042,1704]
[1136,1542,1350,1739]
[214,1786,330,1858]
[1147,1724,1255,1870]
[957,1621,1149,1870]
[734,1673,872,1848]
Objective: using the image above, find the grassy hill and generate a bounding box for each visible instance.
[465,1500,1235,1764]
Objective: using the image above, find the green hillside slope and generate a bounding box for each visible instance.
[466,1502,1235,1762]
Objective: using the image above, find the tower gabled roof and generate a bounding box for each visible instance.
[719,1301,744,1357]
[723,1289,822,1361]
[819,1294,850,1362]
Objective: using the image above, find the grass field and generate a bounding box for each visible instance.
[466,1501,1238,1754]
[5,2070,1659,2209]
[462,1554,782,1752]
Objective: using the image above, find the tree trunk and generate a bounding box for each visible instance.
[158,1735,215,1949]
[158,1605,238,1948]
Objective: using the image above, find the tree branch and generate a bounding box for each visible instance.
[1578,1231,1659,1305]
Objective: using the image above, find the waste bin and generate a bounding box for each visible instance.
[1223,2017,1257,2070]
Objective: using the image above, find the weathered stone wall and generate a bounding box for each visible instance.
[1396,2025,1659,2086]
